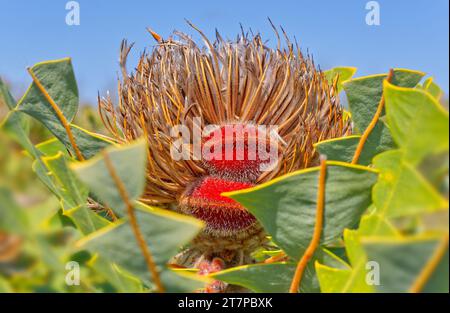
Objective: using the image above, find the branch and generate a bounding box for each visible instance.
[289,155,327,293]
[27,67,85,161]
[351,69,394,164]
[102,150,164,292]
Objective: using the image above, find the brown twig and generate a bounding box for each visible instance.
[410,234,449,293]
[263,252,288,264]
[351,69,394,164]
[102,150,164,292]
[27,66,85,161]
[289,155,327,293]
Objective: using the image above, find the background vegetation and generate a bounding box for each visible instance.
[0,61,448,293]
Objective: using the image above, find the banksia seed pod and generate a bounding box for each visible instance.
[99,24,351,266]
[201,124,279,182]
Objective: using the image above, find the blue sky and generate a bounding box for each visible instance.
[0,0,448,103]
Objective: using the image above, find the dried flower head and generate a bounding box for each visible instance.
[99,23,351,257]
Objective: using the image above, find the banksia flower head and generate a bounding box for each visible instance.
[99,22,350,265]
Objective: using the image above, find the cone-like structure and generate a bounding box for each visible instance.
[99,25,351,260]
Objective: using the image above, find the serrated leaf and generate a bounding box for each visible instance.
[224,162,378,260]
[71,139,146,216]
[384,81,449,165]
[77,203,204,292]
[373,150,448,218]
[361,235,449,293]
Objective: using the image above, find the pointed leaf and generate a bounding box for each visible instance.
[71,139,147,216]
[384,81,449,165]
[12,59,111,159]
[361,235,449,293]
[213,263,298,293]
[341,69,425,164]
[77,203,204,291]
[224,162,378,260]
[315,135,386,165]
[344,69,424,133]
[373,150,448,218]
[17,58,78,124]
[316,214,399,292]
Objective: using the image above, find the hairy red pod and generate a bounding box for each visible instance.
[202,124,279,182]
[180,176,256,235]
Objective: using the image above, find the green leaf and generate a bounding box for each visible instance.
[214,247,348,293]
[1,111,31,151]
[71,139,147,216]
[421,77,443,100]
[42,152,113,235]
[17,58,78,124]
[0,187,29,234]
[361,235,449,293]
[1,78,31,147]
[341,69,425,164]
[373,150,448,218]
[58,124,112,159]
[88,256,144,293]
[160,270,209,293]
[77,203,205,292]
[315,214,399,292]
[13,59,111,159]
[316,229,373,292]
[224,162,378,260]
[34,138,69,157]
[384,81,449,165]
[44,152,88,209]
[213,263,297,293]
[1,96,59,199]
[31,158,62,199]
[2,113,63,218]
[0,77,16,110]
[314,135,385,165]
[65,205,111,235]
[344,69,424,133]
[323,67,357,93]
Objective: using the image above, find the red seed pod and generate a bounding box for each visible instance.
[180,176,256,234]
[210,257,226,273]
[202,124,279,182]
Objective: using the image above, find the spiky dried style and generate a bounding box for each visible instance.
[99,25,351,260]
